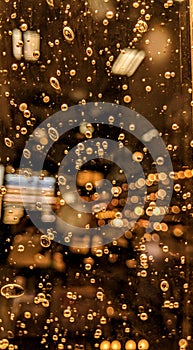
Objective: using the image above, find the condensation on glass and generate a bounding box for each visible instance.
[0,1,193,350]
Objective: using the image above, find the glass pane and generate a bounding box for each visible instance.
[0,1,193,349]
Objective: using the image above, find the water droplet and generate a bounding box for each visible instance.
[58,175,66,186]
[70,69,76,76]
[140,312,148,321]
[63,26,75,42]
[42,299,49,307]
[48,127,59,141]
[178,339,188,348]
[21,127,27,135]
[138,339,149,350]
[36,201,42,210]
[86,47,93,56]
[49,77,61,90]
[174,183,181,192]
[40,235,51,248]
[17,244,25,252]
[108,115,114,124]
[24,311,31,319]
[20,23,28,32]
[33,50,40,59]
[160,280,169,292]
[61,103,68,111]
[11,63,18,70]
[1,284,24,299]
[123,95,131,103]
[133,2,139,8]
[23,148,31,159]
[0,339,9,349]
[19,103,28,112]
[125,340,137,350]
[110,340,121,350]
[132,151,143,162]
[136,20,148,33]
[106,10,114,19]
[100,340,111,350]
[145,85,152,92]
[164,71,171,79]
[63,309,71,318]
[46,0,54,7]
[4,138,14,148]
[23,109,31,118]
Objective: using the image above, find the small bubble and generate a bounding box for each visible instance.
[21,127,27,135]
[145,85,152,92]
[48,127,59,141]
[167,0,173,6]
[17,244,25,252]
[174,183,181,192]
[63,26,75,42]
[24,311,31,319]
[0,339,9,349]
[11,12,17,19]
[145,14,151,21]
[108,115,114,124]
[36,201,43,210]
[4,138,14,148]
[61,103,68,111]
[33,50,40,59]
[156,156,164,165]
[138,339,149,350]
[49,77,61,90]
[125,340,136,350]
[164,71,171,79]
[11,63,18,70]
[42,299,50,307]
[110,340,121,350]
[106,10,114,19]
[40,235,51,248]
[37,293,46,302]
[46,0,54,6]
[23,110,31,118]
[43,96,50,103]
[178,339,188,348]
[23,149,31,159]
[58,175,66,185]
[63,309,71,318]
[58,345,64,350]
[136,20,148,33]
[1,284,24,299]
[123,95,131,103]
[86,76,92,82]
[5,91,10,97]
[70,69,76,76]
[122,84,128,90]
[20,23,28,31]
[140,312,148,321]
[160,280,169,292]
[172,123,179,130]
[133,2,139,8]
[19,103,28,112]
[86,47,93,56]
[85,130,92,139]
[132,151,143,162]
